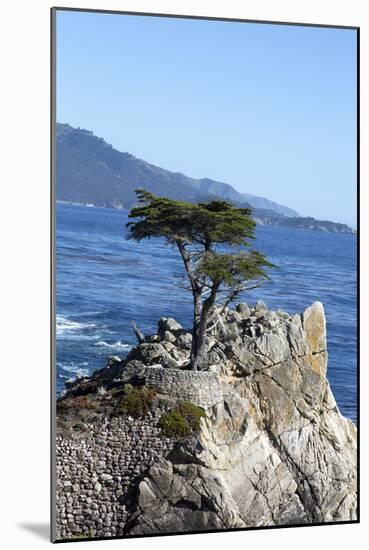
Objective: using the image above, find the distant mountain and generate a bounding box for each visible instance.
[253,211,356,235]
[56,123,355,235]
[242,193,298,217]
[56,123,292,213]
[56,123,216,207]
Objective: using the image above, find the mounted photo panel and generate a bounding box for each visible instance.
[51,7,359,543]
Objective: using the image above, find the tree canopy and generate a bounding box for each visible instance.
[127,189,274,369]
[127,189,256,246]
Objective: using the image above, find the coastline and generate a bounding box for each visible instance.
[56,201,356,235]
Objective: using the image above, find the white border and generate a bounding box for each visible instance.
[1,1,367,548]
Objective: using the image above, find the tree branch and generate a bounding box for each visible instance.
[131,321,145,344]
[175,240,198,293]
[206,280,266,333]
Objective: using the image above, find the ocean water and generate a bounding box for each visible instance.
[56,203,357,422]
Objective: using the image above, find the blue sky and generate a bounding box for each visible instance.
[56,10,357,226]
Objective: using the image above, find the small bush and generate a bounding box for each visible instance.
[71,395,97,410]
[178,401,206,431]
[159,410,191,438]
[159,401,206,438]
[116,386,156,417]
[56,395,97,415]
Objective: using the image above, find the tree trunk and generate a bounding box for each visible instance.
[191,309,209,370]
[175,240,219,370]
[190,290,217,370]
[190,294,202,369]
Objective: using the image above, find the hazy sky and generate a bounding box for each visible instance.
[56,10,357,226]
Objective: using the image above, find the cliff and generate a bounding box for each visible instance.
[55,301,357,540]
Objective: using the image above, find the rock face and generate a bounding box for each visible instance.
[57,301,357,539]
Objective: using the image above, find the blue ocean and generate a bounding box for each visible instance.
[56,202,357,422]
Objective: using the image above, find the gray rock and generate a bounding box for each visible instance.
[145,334,160,343]
[158,317,183,334]
[108,356,122,364]
[236,302,251,317]
[93,482,102,494]
[100,473,113,482]
[255,300,268,312]
[124,302,356,534]
[162,331,177,343]
[177,332,192,349]
[129,343,178,369]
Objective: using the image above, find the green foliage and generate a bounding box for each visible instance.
[159,401,206,438]
[178,401,206,429]
[159,410,191,438]
[126,190,274,293]
[116,385,156,418]
[197,250,274,286]
[127,189,256,248]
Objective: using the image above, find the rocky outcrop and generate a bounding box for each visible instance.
[57,301,357,539]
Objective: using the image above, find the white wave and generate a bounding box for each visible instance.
[57,362,90,383]
[65,375,86,383]
[94,340,132,351]
[63,363,88,376]
[56,315,96,336]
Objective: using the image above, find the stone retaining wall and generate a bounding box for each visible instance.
[56,368,224,539]
[56,410,175,540]
[143,367,224,409]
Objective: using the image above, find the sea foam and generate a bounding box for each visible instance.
[94,340,132,351]
[56,314,96,336]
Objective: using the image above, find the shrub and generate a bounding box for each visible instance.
[178,401,206,431]
[159,410,191,438]
[116,386,156,417]
[159,401,206,438]
[56,395,97,414]
[71,395,97,410]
